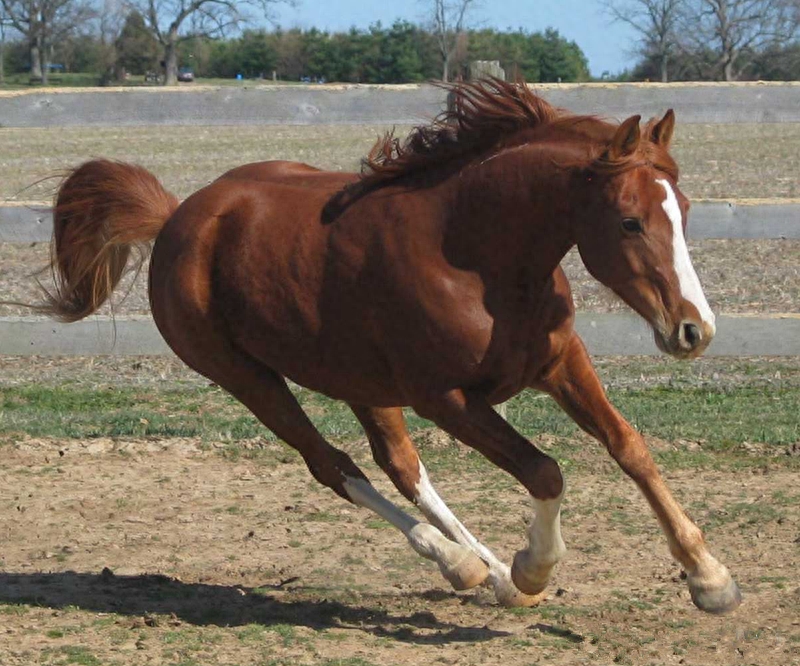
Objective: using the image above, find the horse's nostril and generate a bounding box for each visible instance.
[682,322,702,347]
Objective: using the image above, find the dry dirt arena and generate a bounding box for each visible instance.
[0,431,798,666]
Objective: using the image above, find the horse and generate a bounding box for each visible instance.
[35,79,740,613]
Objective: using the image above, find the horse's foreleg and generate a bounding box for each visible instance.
[538,333,741,614]
[411,392,567,603]
[352,405,543,606]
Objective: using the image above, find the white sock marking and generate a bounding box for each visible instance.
[526,496,567,569]
[414,463,523,592]
[414,463,499,565]
[342,476,471,571]
[656,179,715,332]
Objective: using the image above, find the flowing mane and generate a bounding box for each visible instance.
[362,78,678,184]
[363,78,563,183]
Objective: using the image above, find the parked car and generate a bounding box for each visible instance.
[177,67,194,82]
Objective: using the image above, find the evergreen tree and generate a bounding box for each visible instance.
[115,11,160,76]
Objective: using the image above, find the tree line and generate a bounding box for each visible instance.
[0,12,592,84]
[0,0,798,85]
[605,0,800,81]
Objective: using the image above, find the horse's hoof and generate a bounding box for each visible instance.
[510,550,549,596]
[493,574,547,608]
[440,550,490,591]
[689,575,742,614]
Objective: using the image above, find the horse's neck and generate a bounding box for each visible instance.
[442,147,576,282]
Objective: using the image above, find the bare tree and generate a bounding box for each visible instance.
[603,0,685,81]
[682,0,799,80]
[430,0,478,81]
[132,0,291,85]
[1,0,95,83]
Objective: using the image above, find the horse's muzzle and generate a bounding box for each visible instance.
[654,319,714,359]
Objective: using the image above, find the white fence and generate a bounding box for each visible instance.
[1,82,799,127]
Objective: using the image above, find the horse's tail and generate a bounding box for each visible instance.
[38,159,179,322]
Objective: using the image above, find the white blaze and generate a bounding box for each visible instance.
[656,179,715,332]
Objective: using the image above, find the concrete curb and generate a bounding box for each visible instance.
[1,314,798,357]
[0,83,798,127]
[3,201,798,243]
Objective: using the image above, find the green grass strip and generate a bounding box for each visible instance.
[1,384,798,448]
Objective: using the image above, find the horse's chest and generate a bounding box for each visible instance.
[478,273,575,400]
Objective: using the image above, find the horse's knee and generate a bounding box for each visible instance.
[608,433,657,485]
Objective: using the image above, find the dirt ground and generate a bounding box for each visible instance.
[0,433,797,666]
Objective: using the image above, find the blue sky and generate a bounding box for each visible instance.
[271,0,640,77]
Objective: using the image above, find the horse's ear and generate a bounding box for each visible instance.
[608,115,641,159]
[650,109,675,149]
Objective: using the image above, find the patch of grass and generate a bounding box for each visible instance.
[1,123,797,203]
[304,510,346,523]
[48,646,101,665]
[266,623,300,647]
[235,624,267,642]
[0,603,29,615]
[507,385,800,449]
[0,72,104,88]
[703,499,784,531]
[1,382,798,473]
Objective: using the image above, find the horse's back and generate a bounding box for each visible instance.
[217,160,359,190]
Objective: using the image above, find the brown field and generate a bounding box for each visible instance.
[1,122,799,665]
[0,123,799,202]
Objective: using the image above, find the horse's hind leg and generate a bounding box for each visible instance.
[351,404,543,607]
[171,343,486,591]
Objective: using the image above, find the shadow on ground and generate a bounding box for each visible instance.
[0,570,514,644]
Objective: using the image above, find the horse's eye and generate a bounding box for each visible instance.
[622,218,643,233]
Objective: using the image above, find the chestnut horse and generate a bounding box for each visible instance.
[38,80,740,613]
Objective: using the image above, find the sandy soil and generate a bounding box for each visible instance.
[0,434,797,665]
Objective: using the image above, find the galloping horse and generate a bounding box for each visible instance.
[37,79,740,613]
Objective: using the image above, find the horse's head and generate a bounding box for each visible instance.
[573,111,715,359]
